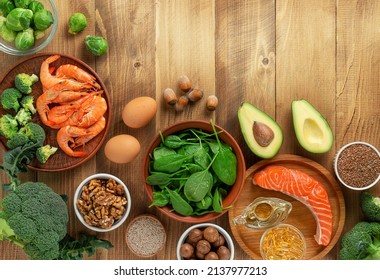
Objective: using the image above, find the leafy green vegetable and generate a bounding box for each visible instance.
[57,233,113,260]
[33,9,53,31]
[14,0,31,9]
[361,192,380,222]
[85,35,108,56]
[0,114,18,139]
[1,87,22,112]
[68,12,87,35]
[14,27,34,50]
[5,8,33,31]
[0,15,16,42]
[28,1,44,14]
[36,144,57,164]
[146,121,237,217]
[166,187,193,216]
[15,73,39,94]
[6,131,29,149]
[0,0,15,17]
[210,119,237,185]
[0,181,69,259]
[339,221,380,260]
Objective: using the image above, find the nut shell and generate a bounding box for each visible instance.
[178,75,192,93]
[196,239,211,255]
[205,251,219,260]
[217,245,231,260]
[206,95,218,111]
[180,243,194,259]
[203,226,219,243]
[163,88,177,106]
[187,228,203,244]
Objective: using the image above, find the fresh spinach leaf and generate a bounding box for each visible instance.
[212,187,223,213]
[146,173,171,185]
[153,146,176,160]
[166,187,193,216]
[149,191,170,207]
[153,154,189,173]
[184,170,213,202]
[164,135,185,149]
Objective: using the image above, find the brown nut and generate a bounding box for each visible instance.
[195,250,205,260]
[187,228,203,244]
[206,95,218,111]
[217,245,231,260]
[196,239,211,255]
[253,121,274,147]
[178,75,192,93]
[175,95,189,112]
[205,251,219,260]
[163,88,177,106]
[212,233,225,248]
[187,88,203,102]
[180,243,194,259]
[203,226,219,243]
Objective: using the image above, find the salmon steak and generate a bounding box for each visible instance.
[252,165,333,246]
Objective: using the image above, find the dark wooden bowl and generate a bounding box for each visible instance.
[0,53,111,172]
[142,120,246,223]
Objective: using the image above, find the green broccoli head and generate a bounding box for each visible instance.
[19,122,45,144]
[14,73,39,94]
[20,95,36,114]
[36,144,57,164]
[0,182,69,260]
[339,221,380,260]
[0,114,18,139]
[15,108,32,126]
[1,88,22,111]
[361,192,380,222]
[6,131,29,149]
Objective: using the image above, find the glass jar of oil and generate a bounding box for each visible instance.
[232,197,292,229]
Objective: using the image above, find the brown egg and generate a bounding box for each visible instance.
[122,96,157,128]
[104,134,141,164]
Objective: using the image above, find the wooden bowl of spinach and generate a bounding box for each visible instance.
[143,120,246,223]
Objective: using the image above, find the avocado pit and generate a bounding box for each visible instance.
[253,121,274,147]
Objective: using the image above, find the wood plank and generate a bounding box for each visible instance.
[155,0,216,260]
[336,0,380,238]
[276,0,336,259]
[91,0,157,259]
[215,0,276,260]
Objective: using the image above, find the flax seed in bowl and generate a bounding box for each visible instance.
[334,142,380,190]
[125,214,166,258]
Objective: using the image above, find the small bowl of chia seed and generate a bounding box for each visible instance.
[334,142,380,191]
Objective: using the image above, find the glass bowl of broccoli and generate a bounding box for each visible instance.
[0,0,58,56]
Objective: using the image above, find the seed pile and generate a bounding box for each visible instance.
[337,143,380,188]
[126,215,166,257]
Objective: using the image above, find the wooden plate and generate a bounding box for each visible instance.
[228,154,345,260]
[0,53,111,172]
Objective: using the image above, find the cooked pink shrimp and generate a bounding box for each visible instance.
[71,117,106,149]
[56,125,89,157]
[40,55,98,91]
[77,96,107,128]
[56,64,100,89]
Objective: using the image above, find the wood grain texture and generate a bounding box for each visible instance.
[1,0,379,261]
[336,0,380,233]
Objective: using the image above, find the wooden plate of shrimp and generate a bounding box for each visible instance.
[0,53,111,172]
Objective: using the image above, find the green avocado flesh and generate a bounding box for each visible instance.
[292,100,333,153]
[238,102,283,158]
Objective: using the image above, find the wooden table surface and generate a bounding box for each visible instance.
[1,0,379,260]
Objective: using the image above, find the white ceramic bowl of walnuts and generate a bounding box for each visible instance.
[176,223,235,260]
[74,173,132,232]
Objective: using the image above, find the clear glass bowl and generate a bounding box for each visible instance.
[0,0,58,56]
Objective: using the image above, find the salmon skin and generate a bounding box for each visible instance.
[252,165,333,246]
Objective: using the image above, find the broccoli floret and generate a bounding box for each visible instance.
[15,108,32,126]
[0,182,69,260]
[19,122,45,144]
[36,144,57,163]
[6,131,29,149]
[0,114,18,139]
[361,192,380,222]
[20,95,36,114]
[14,73,39,94]
[1,88,22,111]
[339,221,380,260]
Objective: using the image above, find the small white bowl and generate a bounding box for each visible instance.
[334,141,380,191]
[176,223,235,260]
[74,173,131,232]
